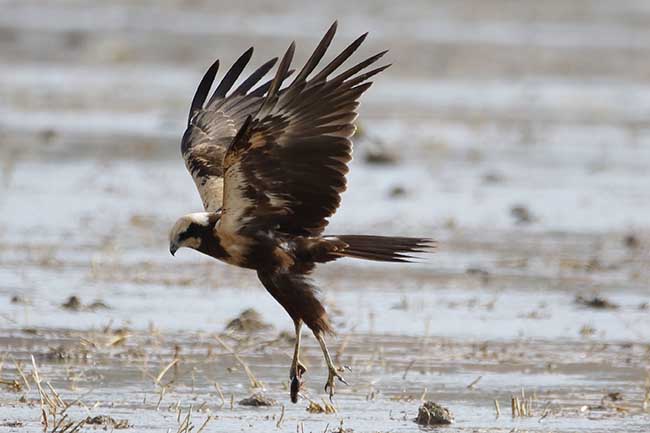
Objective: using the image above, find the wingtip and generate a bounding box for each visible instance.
[327,21,338,38]
[205,58,220,75]
[189,58,220,120]
[418,238,437,251]
[285,42,296,63]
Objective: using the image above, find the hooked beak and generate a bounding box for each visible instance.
[169,242,178,256]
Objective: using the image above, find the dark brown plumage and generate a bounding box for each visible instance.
[169,22,434,403]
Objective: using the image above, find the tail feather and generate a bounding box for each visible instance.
[330,235,434,262]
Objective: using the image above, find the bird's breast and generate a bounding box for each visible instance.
[215,230,252,267]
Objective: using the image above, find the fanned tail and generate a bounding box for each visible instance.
[329,235,435,262]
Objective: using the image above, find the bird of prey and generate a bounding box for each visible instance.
[169,22,433,402]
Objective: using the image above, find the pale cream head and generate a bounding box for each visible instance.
[169,212,212,255]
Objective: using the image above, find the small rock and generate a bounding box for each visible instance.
[623,234,640,249]
[225,308,272,333]
[510,205,535,224]
[363,141,399,165]
[61,296,81,311]
[605,391,623,401]
[414,401,454,425]
[466,267,490,284]
[466,267,489,277]
[10,295,28,304]
[388,185,407,198]
[238,393,276,407]
[87,300,110,310]
[482,171,505,184]
[38,128,58,144]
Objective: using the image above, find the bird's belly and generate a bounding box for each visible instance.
[220,236,296,272]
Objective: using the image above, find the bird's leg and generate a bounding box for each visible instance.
[289,320,306,403]
[315,332,348,400]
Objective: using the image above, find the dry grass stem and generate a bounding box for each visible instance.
[196,415,213,433]
[467,375,482,389]
[156,359,179,384]
[155,386,166,411]
[214,382,226,407]
[10,355,31,391]
[276,404,285,428]
[402,359,416,380]
[306,398,337,414]
[511,388,534,418]
[214,335,262,388]
[335,334,350,365]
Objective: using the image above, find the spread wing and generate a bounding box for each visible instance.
[181,49,293,211]
[220,22,389,237]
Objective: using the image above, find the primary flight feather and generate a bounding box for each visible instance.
[169,21,434,403]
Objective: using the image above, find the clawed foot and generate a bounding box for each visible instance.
[324,365,348,400]
[290,361,307,403]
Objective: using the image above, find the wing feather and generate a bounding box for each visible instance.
[207,47,253,105]
[181,52,290,211]
[220,24,388,237]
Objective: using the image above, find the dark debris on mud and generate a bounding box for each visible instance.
[362,139,399,165]
[225,308,272,333]
[45,344,74,361]
[61,295,111,312]
[238,393,276,407]
[10,295,29,305]
[61,295,82,310]
[415,401,454,425]
[510,204,536,224]
[623,234,640,249]
[575,295,619,310]
[388,185,407,198]
[84,415,129,429]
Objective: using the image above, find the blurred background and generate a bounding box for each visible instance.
[1,1,649,432]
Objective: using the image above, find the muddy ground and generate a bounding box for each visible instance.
[1,0,650,431]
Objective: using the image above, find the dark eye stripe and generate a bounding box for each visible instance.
[178,224,199,241]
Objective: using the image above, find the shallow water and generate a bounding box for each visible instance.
[1,0,650,432]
